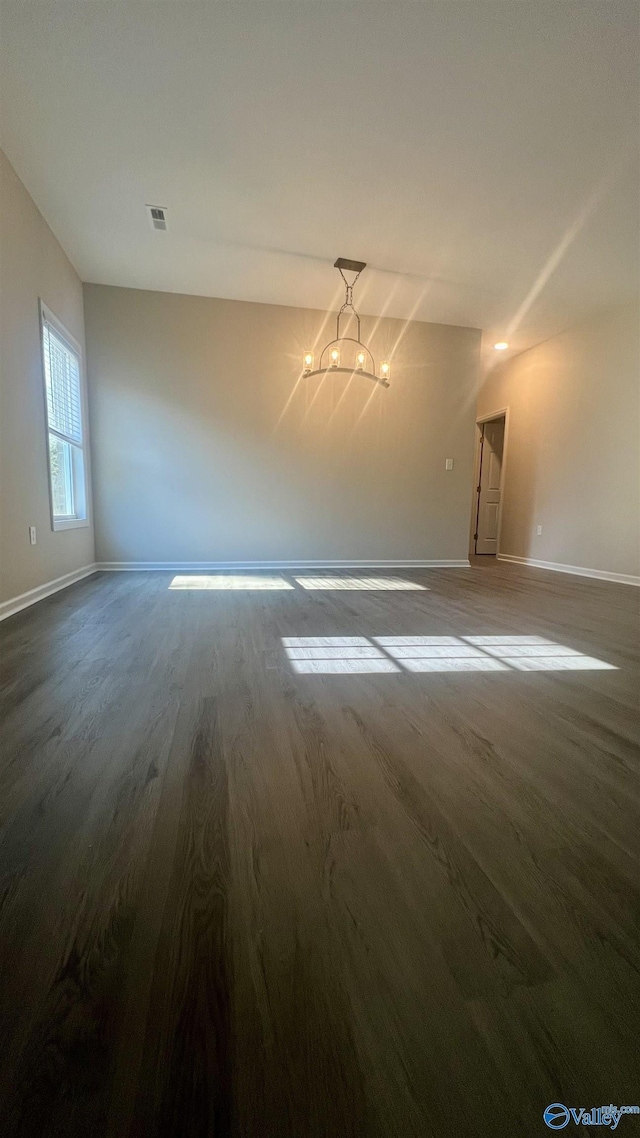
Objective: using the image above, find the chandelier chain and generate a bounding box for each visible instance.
[336,266,364,340]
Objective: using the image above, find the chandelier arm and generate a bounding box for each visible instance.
[303,365,388,389]
[319,336,375,372]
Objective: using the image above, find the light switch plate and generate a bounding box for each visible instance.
[29,526,37,545]
[536,525,543,535]
[445,458,454,470]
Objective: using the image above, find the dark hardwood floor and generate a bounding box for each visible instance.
[0,562,638,1137]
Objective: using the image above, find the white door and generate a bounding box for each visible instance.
[475,418,504,555]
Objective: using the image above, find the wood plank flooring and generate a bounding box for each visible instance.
[0,561,638,1137]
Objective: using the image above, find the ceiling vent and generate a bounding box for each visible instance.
[146,204,168,232]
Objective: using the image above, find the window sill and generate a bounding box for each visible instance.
[53,517,90,532]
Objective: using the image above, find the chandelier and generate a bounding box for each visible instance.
[302,258,390,387]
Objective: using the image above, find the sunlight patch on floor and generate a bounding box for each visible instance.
[282,636,372,647]
[400,656,508,672]
[170,575,294,590]
[282,634,616,674]
[290,658,400,674]
[506,655,615,671]
[293,577,427,590]
[282,636,400,673]
[463,635,551,645]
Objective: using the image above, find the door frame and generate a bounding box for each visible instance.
[470,406,510,557]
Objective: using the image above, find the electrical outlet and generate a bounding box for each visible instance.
[445,458,454,470]
[29,526,37,545]
[536,525,543,536]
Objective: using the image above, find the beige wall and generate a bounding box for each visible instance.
[477,304,640,579]
[0,149,94,603]
[84,284,481,565]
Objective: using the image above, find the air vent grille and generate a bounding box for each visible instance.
[145,204,168,231]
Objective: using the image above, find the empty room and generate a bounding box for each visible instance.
[0,2,638,1136]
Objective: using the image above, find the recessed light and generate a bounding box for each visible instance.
[493,341,509,351]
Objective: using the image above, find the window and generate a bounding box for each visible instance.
[40,302,89,530]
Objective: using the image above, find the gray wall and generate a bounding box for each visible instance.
[0,149,94,604]
[84,284,481,565]
[477,304,640,578]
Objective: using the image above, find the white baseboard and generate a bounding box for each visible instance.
[0,563,99,622]
[96,559,471,571]
[5,556,633,623]
[497,554,640,587]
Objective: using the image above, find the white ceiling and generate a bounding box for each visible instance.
[1,0,638,354]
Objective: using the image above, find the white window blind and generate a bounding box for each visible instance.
[40,303,89,530]
[42,321,83,445]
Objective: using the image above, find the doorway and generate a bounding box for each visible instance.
[472,412,507,556]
